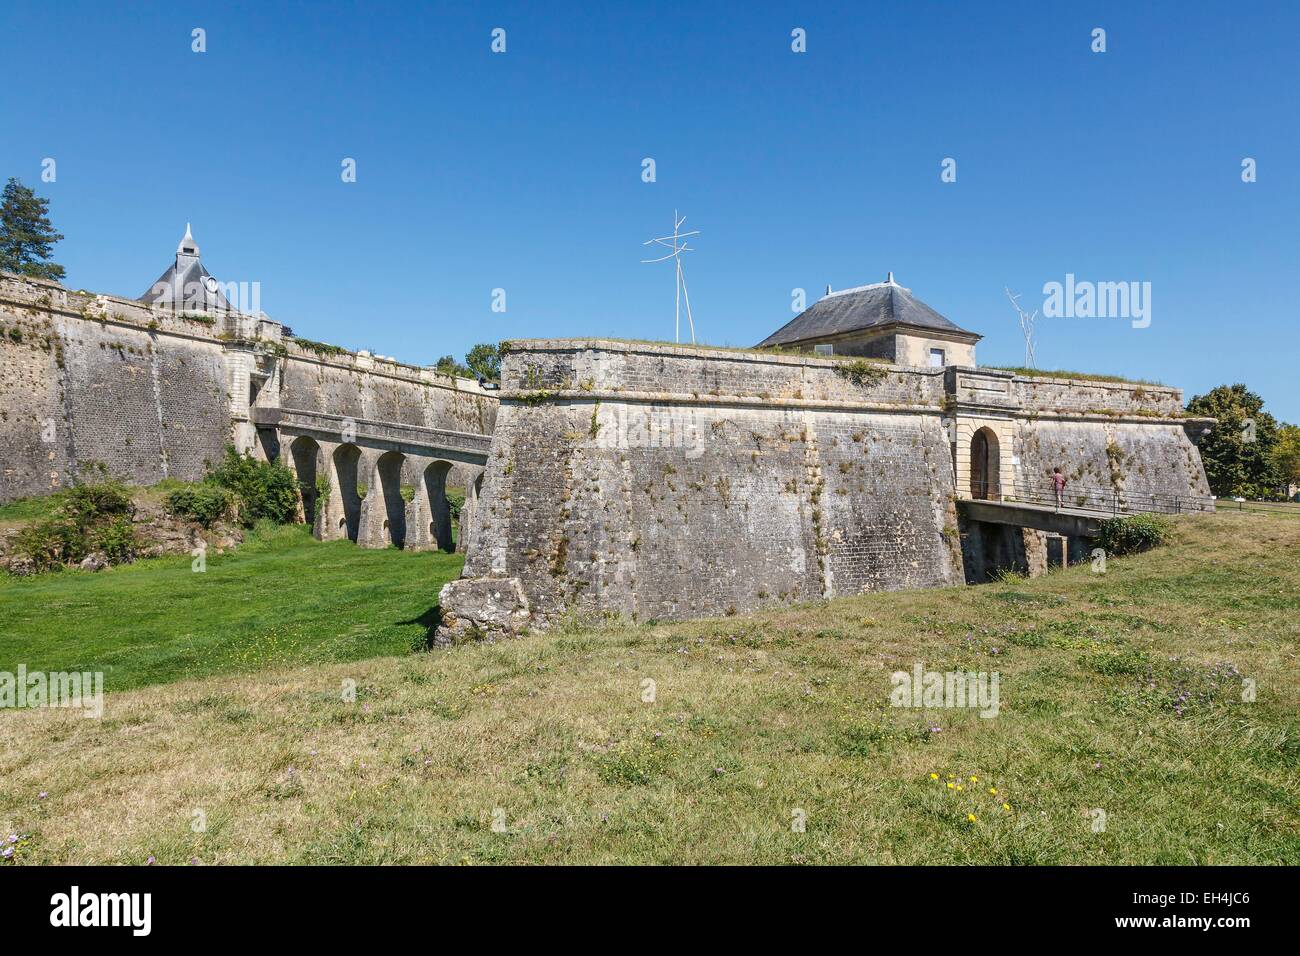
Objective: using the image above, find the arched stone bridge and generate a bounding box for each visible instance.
[251,407,490,551]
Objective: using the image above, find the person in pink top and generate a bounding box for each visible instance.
[1052,467,1067,509]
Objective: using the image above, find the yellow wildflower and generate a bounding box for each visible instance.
[1003,803,1011,811]
[930,773,939,780]
[967,813,977,822]
[946,782,955,789]
[989,788,997,795]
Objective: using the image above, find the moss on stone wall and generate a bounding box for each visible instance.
[291,337,348,357]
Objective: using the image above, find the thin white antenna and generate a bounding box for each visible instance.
[1005,286,1038,368]
[642,211,700,343]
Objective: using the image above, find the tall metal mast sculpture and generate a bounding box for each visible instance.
[642,211,700,344]
[1005,286,1038,368]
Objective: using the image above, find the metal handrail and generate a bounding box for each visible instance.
[971,479,1214,516]
[1213,497,1300,516]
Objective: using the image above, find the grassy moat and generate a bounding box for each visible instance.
[0,523,464,692]
[0,511,1296,864]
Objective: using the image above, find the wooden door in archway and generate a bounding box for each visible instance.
[972,429,998,502]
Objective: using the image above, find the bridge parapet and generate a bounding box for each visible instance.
[252,406,490,464]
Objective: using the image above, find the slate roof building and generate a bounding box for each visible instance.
[138,224,234,313]
[756,273,980,367]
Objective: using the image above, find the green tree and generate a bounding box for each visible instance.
[465,342,501,380]
[1185,384,1283,499]
[434,354,471,378]
[1272,424,1300,497]
[0,178,66,280]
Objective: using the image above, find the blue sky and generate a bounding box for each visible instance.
[3,1,1296,420]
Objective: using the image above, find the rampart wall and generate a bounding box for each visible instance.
[441,340,1211,638]
[0,273,497,502]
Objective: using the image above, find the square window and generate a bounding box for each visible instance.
[929,348,946,367]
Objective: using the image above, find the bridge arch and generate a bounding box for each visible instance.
[373,451,408,548]
[288,436,321,525]
[331,443,363,542]
[465,469,486,554]
[423,460,455,552]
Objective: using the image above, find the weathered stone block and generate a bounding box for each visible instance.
[434,576,531,644]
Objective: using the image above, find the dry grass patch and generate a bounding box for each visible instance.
[1,512,1297,864]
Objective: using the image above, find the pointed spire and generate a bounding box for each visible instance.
[177,223,199,257]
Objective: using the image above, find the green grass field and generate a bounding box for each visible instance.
[0,511,1296,865]
[0,524,463,692]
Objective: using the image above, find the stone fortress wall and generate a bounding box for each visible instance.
[944,366,1210,505]
[1,265,1213,634]
[440,339,1211,637]
[0,272,498,503]
[458,340,964,625]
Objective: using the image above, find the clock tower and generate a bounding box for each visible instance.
[138,223,233,313]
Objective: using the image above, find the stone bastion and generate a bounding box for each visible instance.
[436,339,1211,641]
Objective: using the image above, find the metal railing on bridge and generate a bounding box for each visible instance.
[1212,497,1300,517]
[970,480,1215,516]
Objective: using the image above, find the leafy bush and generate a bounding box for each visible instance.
[209,448,299,527]
[164,482,234,528]
[62,480,133,523]
[91,514,139,564]
[14,516,83,571]
[1096,513,1170,556]
[12,479,138,572]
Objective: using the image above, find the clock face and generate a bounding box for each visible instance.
[203,276,218,294]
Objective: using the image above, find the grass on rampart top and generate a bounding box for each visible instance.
[504,337,897,365]
[988,366,1169,386]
